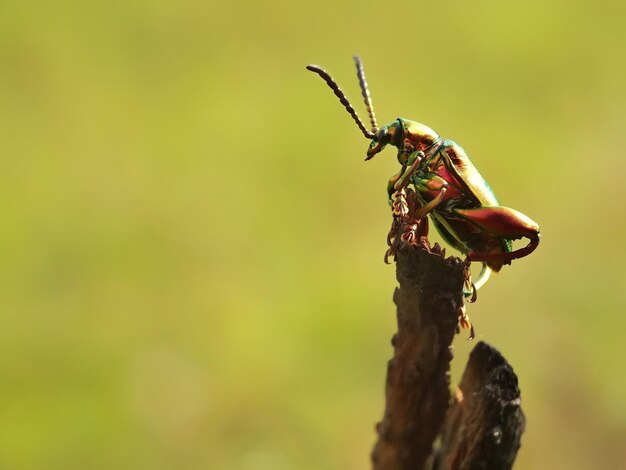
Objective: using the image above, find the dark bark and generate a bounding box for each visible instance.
[371,246,525,470]
[434,342,525,470]
[371,246,465,470]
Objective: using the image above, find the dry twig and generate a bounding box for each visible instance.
[371,246,525,470]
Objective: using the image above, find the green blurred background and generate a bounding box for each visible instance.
[1,0,625,468]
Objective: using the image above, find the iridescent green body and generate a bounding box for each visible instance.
[369,117,539,275]
[306,58,540,294]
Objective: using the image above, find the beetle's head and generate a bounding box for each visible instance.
[366,119,440,163]
[306,57,440,162]
[365,120,403,160]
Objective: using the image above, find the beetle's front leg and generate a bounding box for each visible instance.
[398,188,430,246]
[386,173,449,260]
[394,150,425,191]
[385,170,407,264]
[387,147,427,219]
[387,168,409,219]
[385,188,429,263]
[385,185,411,264]
[386,139,417,200]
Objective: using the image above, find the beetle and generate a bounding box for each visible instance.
[306,56,540,300]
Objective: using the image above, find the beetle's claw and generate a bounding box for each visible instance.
[401,223,419,245]
[462,259,478,303]
[387,217,402,246]
[457,306,475,340]
[464,281,477,303]
[384,187,431,262]
[384,245,397,264]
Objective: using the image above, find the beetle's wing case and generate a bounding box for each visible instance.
[438,140,499,207]
[430,141,513,271]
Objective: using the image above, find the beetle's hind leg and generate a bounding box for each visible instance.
[457,304,475,340]
[458,260,477,339]
[473,262,492,291]
[462,260,478,303]
[454,206,540,266]
[462,261,491,302]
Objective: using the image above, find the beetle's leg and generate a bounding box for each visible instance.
[462,258,478,303]
[385,188,429,262]
[473,263,492,291]
[457,305,475,340]
[413,185,447,219]
[387,166,413,217]
[394,151,425,191]
[385,214,403,264]
[462,261,492,301]
[401,209,429,246]
[386,215,401,246]
[408,172,449,219]
[454,206,540,264]
[458,242,477,336]
[387,166,406,202]
[389,174,448,253]
[384,209,402,263]
[388,149,427,219]
[404,176,448,219]
[384,244,398,264]
[398,189,430,249]
[385,184,408,264]
[395,139,415,167]
[390,188,410,219]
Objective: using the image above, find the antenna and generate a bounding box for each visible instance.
[353,55,378,133]
[306,64,376,140]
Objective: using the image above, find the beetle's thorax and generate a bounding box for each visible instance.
[399,118,440,152]
[366,118,439,161]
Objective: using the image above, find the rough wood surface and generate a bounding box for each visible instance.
[371,245,525,470]
[371,247,466,470]
[434,342,526,470]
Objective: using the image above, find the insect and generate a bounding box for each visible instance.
[306,57,540,307]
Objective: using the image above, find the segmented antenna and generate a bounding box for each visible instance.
[306,64,376,140]
[353,55,378,133]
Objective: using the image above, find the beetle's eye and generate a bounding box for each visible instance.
[376,128,389,144]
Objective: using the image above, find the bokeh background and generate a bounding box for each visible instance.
[1,0,625,468]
